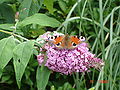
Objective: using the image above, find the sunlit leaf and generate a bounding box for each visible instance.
[13,41,34,88]
[18,13,61,28]
[51,85,55,90]
[88,87,95,90]
[58,82,75,90]
[44,0,54,14]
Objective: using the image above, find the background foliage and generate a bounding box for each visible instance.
[0,0,120,90]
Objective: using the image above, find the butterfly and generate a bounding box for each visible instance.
[48,34,85,49]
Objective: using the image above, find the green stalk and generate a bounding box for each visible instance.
[79,0,88,36]
[109,8,114,90]
[99,0,105,60]
[99,0,104,89]
[92,6,120,52]
[66,0,81,20]
[95,67,104,90]
[103,0,109,11]
[76,72,80,90]
[57,16,113,35]
[88,1,102,54]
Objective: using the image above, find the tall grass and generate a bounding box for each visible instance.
[57,0,120,89]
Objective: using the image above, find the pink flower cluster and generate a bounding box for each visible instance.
[37,32,104,75]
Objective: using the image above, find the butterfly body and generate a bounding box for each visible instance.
[49,34,85,49]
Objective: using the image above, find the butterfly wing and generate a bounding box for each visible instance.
[70,36,86,48]
[48,35,65,48]
[71,36,81,44]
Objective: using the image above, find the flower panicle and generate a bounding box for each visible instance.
[37,32,104,75]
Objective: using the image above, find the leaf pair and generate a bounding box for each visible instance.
[0,36,34,88]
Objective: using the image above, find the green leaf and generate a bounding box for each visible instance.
[13,41,34,88]
[19,0,32,20]
[44,0,54,14]
[58,0,67,13]
[0,4,15,23]
[0,24,14,31]
[1,75,11,82]
[27,26,46,38]
[88,87,95,90]
[19,0,43,21]
[0,0,15,4]
[36,66,51,90]
[51,86,55,90]
[29,0,44,16]
[18,13,61,28]
[17,0,23,3]
[58,82,75,90]
[33,48,39,56]
[0,36,15,69]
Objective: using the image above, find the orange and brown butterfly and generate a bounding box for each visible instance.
[48,34,86,49]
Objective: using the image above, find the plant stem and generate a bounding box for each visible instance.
[99,0,104,90]
[0,29,29,41]
[79,0,88,36]
[0,29,42,48]
[76,72,80,90]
